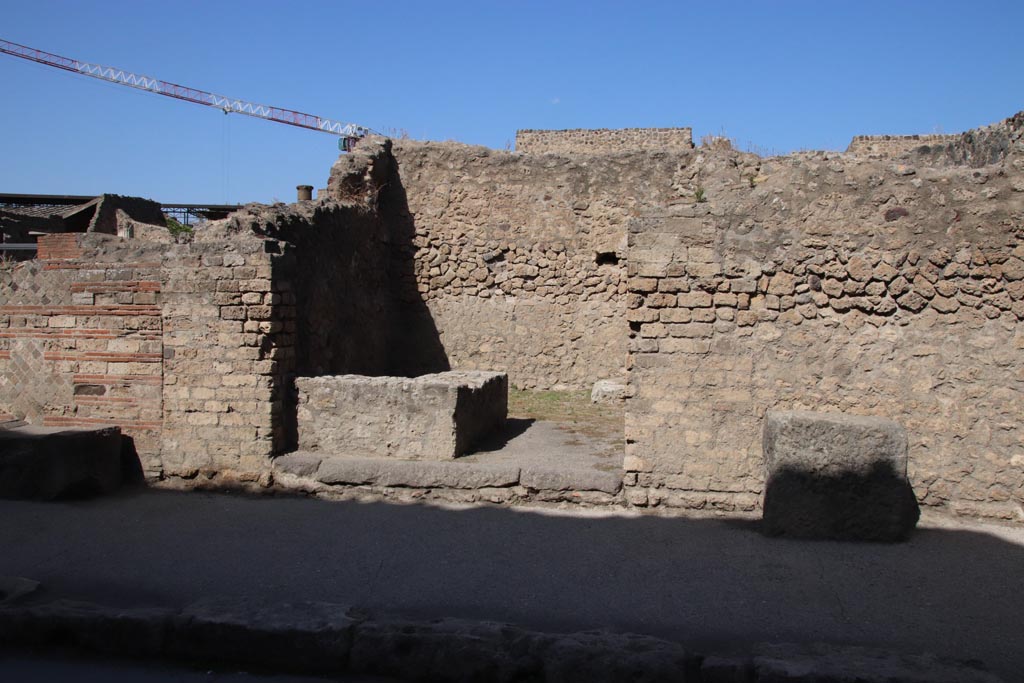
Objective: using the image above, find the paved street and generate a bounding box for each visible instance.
[0,652,391,682]
[1,489,1022,680]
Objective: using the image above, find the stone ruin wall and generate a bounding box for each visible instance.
[3,113,1023,521]
[86,194,167,235]
[846,134,961,157]
[387,140,691,389]
[160,184,418,479]
[158,223,293,479]
[848,114,1024,168]
[0,229,296,479]
[0,185,403,482]
[515,127,694,155]
[0,234,163,459]
[390,141,629,389]
[623,121,1024,520]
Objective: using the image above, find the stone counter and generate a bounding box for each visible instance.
[295,371,507,460]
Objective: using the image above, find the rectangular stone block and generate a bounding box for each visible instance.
[296,371,508,460]
[0,425,123,500]
[314,456,520,489]
[762,410,919,542]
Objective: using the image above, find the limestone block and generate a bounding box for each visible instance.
[519,466,622,494]
[0,425,123,500]
[168,598,358,672]
[296,371,507,460]
[762,411,919,541]
[591,379,626,403]
[272,452,323,478]
[315,457,520,489]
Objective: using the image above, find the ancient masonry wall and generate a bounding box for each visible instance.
[515,127,693,155]
[387,141,696,389]
[847,134,961,157]
[159,227,294,478]
[0,229,297,478]
[0,143,421,481]
[87,194,166,234]
[623,141,1024,520]
[4,118,1023,521]
[0,233,163,460]
[159,188,455,476]
[848,114,1023,168]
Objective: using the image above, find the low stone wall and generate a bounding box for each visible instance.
[848,113,1023,167]
[847,133,961,157]
[516,127,694,155]
[295,371,507,460]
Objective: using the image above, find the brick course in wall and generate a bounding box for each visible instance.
[0,233,164,464]
[1,226,302,479]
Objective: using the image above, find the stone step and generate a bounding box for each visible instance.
[0,425,123,500]
[274,452,623,495]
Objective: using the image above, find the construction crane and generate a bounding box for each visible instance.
[0,38,371,151]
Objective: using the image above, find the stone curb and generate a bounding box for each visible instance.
[0,597,1002,682]
[275,452,623,494]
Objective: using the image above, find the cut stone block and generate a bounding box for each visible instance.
[519,465,622,494]
[273,452,323,478]
[590,379,626,403]
[0,425,123,500]
[296,371,507,460]
[314,456,520,489]
[762,410,919,541]
[168,598,359,672]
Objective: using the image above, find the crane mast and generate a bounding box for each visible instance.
[0,38,370,149]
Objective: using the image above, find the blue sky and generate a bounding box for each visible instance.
[2,1,1022,204]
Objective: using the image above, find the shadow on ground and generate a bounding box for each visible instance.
[469,417,535,453]
[0,490,1021,680]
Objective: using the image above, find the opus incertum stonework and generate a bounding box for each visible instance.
[2,113,1022,522]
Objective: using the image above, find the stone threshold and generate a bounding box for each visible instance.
[273,451,624,498]
[0,591,1002,682]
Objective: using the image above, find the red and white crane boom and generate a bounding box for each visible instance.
[0,38,371,146]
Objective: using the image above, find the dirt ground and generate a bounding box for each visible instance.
[508,389,624,447]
